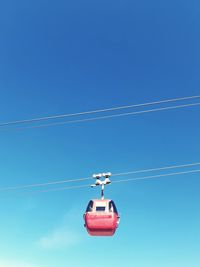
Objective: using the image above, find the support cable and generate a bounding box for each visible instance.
[0,161,200,192]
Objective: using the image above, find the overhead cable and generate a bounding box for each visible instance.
[1,161,200,192]
[1,101,200,132]
[112,168,200,184]
[35,168,200,193]
[0,95,199,128]
[0,176,90,191]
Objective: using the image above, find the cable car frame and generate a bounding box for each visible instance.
[84,172,120,236]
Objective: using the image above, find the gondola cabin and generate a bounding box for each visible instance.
[84,199,120,236]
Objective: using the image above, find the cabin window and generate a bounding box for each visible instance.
[86,200,93,212]
[96,206,106,212]
[109,201,118,213]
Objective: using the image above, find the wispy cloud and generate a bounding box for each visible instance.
[36,210,83,249]
[37,227,80,249]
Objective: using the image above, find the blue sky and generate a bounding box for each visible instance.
[0,0,200,266]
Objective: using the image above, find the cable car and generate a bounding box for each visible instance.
[83,172,120,236]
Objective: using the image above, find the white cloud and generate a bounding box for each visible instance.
[36,210,83,249]
[37,227,80,249]
[0,260,38,267]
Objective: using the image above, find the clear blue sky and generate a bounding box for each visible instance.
[0,0,200,266]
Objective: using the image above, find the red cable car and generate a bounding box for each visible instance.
[83,172,120,236]
[84,199,119,236]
